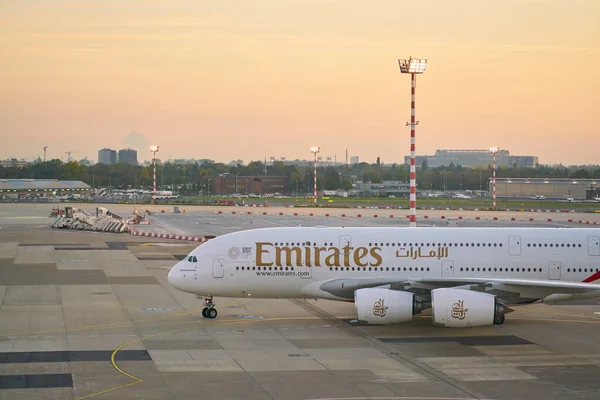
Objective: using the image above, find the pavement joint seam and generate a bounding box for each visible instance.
[290,299,485,400]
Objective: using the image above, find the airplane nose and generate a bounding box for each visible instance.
[167,264,182,288]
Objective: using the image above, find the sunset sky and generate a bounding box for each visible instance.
[1,0,599,165]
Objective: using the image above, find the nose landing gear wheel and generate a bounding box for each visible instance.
[201,307,208,318]
[207,308,218,319]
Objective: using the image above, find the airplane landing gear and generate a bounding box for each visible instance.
[200,296,217,319]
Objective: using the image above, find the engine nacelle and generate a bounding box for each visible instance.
[431,288,505,328]
[354,288,423,324]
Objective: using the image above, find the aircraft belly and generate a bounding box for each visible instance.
[220,274,305,298]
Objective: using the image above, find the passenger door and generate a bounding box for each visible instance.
[442,260,454,277]
[588,237,600,256]
[548,261,561,280]
[212,259,224,278]
[509,236,521,256]
[339,235,352,251]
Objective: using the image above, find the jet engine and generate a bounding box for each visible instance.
[431,288,505,328]
[354,288,423,324]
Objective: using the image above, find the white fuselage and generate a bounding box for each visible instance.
[167,227,600,303]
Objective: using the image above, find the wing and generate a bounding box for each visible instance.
[318,277,600,305]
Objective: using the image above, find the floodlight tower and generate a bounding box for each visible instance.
[310,146,320,204]
[398,57,427,228]
[150,145,159,203]
[489,147,499,209]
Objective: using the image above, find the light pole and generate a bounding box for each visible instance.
[489,147,499,209]
[398,57,427,227]
[150,145,159,203]
[310,146,320,204]
[134,173,138,213]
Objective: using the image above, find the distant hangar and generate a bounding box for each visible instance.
[0,179,91,197]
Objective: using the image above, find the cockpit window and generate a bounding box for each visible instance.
[193,256,197,262]
[187,256,198,262]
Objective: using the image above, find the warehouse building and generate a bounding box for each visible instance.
[212,175,288,195]
[490,178,598,200]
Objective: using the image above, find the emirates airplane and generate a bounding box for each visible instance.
[167,227,600,328]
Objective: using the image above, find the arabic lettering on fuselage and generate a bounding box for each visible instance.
[395,247,449,260]
[255,242,382,268]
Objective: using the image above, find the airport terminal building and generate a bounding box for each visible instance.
[356,181,410,197]
[405,149,538,168]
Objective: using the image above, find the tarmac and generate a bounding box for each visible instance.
[1,203,600,399]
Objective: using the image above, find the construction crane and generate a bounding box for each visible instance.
[43,146,47,162]
[65,151,78,163]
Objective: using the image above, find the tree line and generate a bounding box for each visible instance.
[1,159,599,195]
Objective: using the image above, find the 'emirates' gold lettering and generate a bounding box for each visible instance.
[353,247,368,267]
[256,242,273,267]
[255,242,382,268]
[275,246,302,267]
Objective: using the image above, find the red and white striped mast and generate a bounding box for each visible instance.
[489,147,499,209]
[310,146,320,204]
[399,57,427,228]
[150,145,159,204]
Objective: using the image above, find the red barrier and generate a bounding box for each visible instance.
[441,216,445,219]
[309,213,313,217]
[547,218,552,222]
[511,217,516,221]
[389,215,394,218]
[374,215,378,218]
[475,216,480,220]
[263,212,267,215]
[458,216,463,220]
[325,213,330,217]
[424,215,428,219]
[279,212,283,216]
[357,214,362,217]
[493,217,498,220]
[341,214,346,217]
